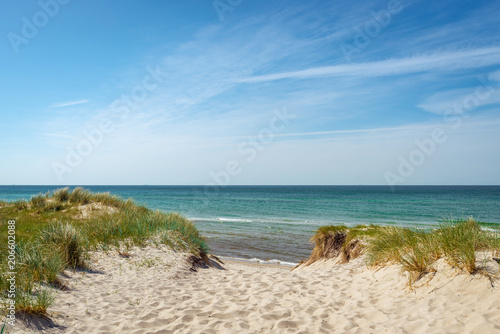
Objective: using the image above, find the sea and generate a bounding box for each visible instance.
[1,185,499,265]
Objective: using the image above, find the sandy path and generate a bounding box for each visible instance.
[14,246,500,333]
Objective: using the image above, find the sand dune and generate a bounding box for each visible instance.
[15,246,500,333]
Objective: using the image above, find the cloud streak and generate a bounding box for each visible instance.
[238,47,500,83]
[49,99,90,108]
[418,88,500,115]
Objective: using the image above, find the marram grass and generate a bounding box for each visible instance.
[310,218,500,283]
[39,222,85,269]
[0,187,208,316]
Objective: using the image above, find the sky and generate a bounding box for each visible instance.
[0,0,499,186]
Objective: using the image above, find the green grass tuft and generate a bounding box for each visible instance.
[12,200,29,211]
[434,218,499,273]
[68,187,92,205]
[39,222,86,269]
[15,286,54,315]
[30,194,48,209]
[52,187,70,202]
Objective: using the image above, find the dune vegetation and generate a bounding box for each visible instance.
[0,187,207,315]
[302,219,500,283]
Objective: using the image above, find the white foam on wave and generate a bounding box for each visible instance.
[222,256,298,267]
[217,217,253,223]
[190,216,319,226]
[189,217,212,221]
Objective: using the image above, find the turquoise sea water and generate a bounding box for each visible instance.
[1,186,499,264]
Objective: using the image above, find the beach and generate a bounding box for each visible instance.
[3,187,500,333]
[4,0,500,331]
[14,244,500,334]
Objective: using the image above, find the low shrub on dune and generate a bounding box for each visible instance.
[39,222,85,269]
[300,224,377,267]
[434,218,499,273]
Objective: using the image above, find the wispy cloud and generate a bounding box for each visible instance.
[19,0,500,185]
[49,99,90,108]
[418,88,500,115]
[395,2,500,56]
[39,132,78,140]
[238,47,500,83]
[491,70,500,82]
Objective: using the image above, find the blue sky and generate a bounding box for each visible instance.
[1,0,499,185]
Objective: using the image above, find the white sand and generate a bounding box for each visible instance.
[15,246,500,333]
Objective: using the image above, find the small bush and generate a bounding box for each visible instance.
[435,218,494,273]
[15,287,54,315]
[399,231,439,280]
[52,187,70,202]
[39,223,85,268]
[12,200,28,210]
[366,227,408,265]
[41,252,66,284]
[17,242,45,282]
[45,202,63,212]
[68,187,92,205]
[30,194,47,210]
[301,224,383,267]
[93,192,128,209]
[16,241,66,284]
